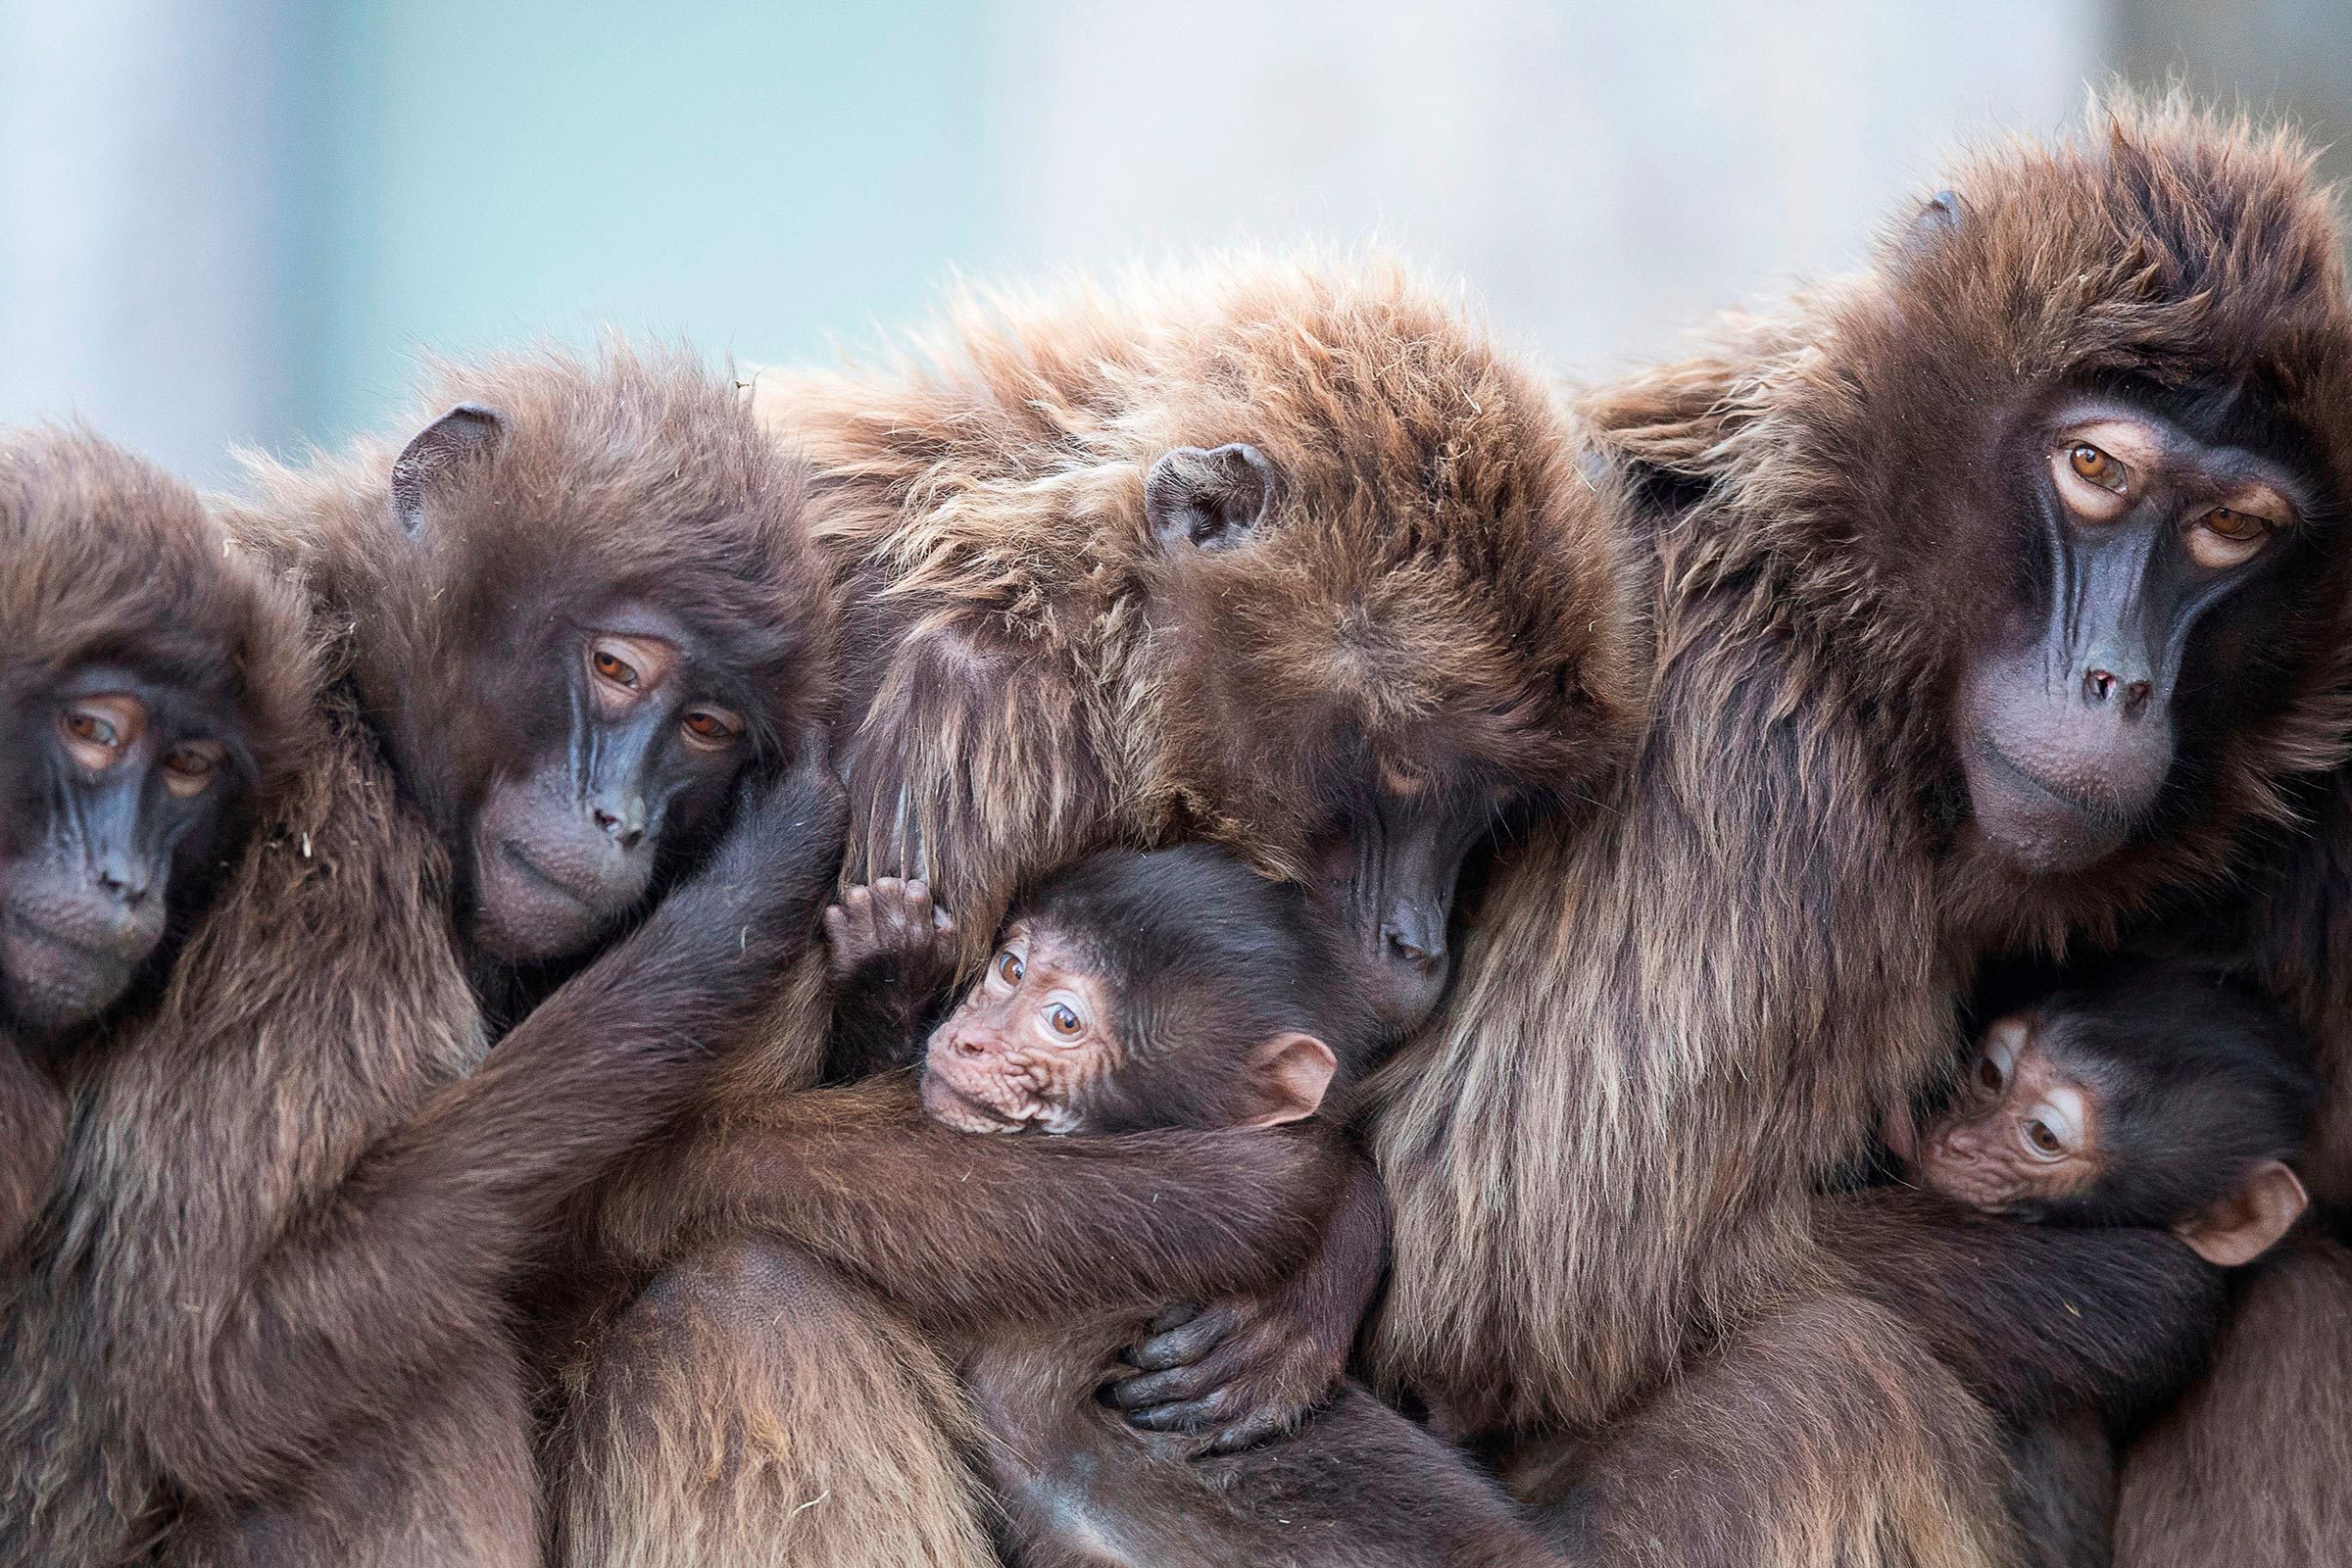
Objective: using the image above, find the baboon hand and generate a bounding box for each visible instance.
[824,877,956,987]
[1102,1296,1347,1455]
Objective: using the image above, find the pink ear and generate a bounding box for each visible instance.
[1237,1032,1338,1129]
[2173,1160,2310,1268]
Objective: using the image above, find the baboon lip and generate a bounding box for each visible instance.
[1970,733,2134,834]
[1,903,139,969]
[497,841,598,909]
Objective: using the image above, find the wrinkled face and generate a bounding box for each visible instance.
[1,666,249,1035]
[466,604,754,963]
[1909,1013,2101,1213]
[919,925,1115,1134]
[1956,396,2308,875]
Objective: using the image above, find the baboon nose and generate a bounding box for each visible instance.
[2082,668,2154,714]
[590,806,645,851]
[1382,915,1445,969]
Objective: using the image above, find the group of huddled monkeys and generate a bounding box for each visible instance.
[4,97,2352,1568]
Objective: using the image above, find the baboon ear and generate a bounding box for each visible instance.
[1903,189,1966,253]
[1233,1031,1337,1129]
[1145,443,1276,553]
[2173,1159,2309,1268]
[391,403,506,536]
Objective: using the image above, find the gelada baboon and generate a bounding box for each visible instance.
[0,427,307,1256]
[557,260,1643,1566]
[2109,761,2352,1564]
[0,347,845,1567]
[754,254,1642,1036]
[1371,100,2352,1565]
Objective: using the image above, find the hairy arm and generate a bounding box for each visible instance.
[597,1076,1352,1333]
[116,756,846,1495]
[1817,1189,2227,1426]
[1105,1152,1391,1452]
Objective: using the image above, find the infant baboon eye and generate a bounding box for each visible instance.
[1975,1055,2004,1093]
[995,949,1025,987]
[1045,1002,1082,1038]
[2024,1118,2064,1156]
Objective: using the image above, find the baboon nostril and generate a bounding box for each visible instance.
[2083,669,2116,703]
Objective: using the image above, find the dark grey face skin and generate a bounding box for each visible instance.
[1306,784,1494,1038]
[465,607,755,965]
[0,666,247,1037]
[1957,396,2312,876]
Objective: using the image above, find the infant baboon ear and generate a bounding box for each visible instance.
[1234,1031,1338,1129]
[390,403,507,535]
[1145,442,1276,552]
[2172,1159,2309,1268]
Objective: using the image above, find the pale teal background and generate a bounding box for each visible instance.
[2,0,2347,485]
[298,2,1006,437]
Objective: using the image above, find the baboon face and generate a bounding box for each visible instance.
[1942,381,2327,877]
[2,664,257,1033]
[353,369,830,971]
[1143,435,1619,1034]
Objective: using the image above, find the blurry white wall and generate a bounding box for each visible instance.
[0,0,2343,485]
[985,0,2100,373]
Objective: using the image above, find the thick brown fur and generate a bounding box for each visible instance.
[2113,1233,2352,1563]
[1369,99,2352,1567]
[0,350,841,1566]
[2107,714,2352,1556]
[752,253,1642,964]
[556,1077,1355,1568]
[548,260,1645,1566]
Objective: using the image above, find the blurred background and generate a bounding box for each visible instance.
[1,0,2347,486]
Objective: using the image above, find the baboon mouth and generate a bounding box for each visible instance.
[498,842,598,908]
[921,1076,1028,1133]
[2,904,143,968]
[1971,735,2134,834]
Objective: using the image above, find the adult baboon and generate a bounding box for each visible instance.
[0,427,307,1258]
[1371,102,2352,1566]
[555,260,1644,1566]
[0,348,845,1567]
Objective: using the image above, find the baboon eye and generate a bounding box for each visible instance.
[161,742,226,799]
[679,706,746,752]
[2068,443,2126,491]
[591,649,640,688]
[1045,1003,1082,1038]
[1975,1055,2004,1093]
[2023,1119,2064,1156]
[58,696,146,770]
[65,710,120,750]
[2183,501,2284,570]
[995,949,1025,987]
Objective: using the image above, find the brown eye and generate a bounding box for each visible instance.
[64,710,120,750]
[591,649,639,688]
[1975,1055,2004,1093]
[995,949,1024,987]
[1046,1003,1081,1038]
[2025,1119,2064,1156]
[2203,506,2265,543]
[2069,443,2126,491]
[679,706,745,752]
[161,742,225,799]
